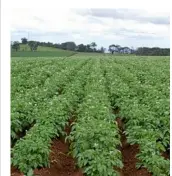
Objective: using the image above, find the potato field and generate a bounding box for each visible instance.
[11,56,170,176]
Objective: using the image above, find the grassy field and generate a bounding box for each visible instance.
[11,56,169,176]
[19,44,63,51]
[11,44,76,57]
[11,51,76,57]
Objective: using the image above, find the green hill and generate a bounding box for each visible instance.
[11,44,76,57]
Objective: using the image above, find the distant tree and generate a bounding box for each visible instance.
[90,42,97,51]
[109,44,117,54]
[77,44,87,52]
[21,38,28,44]
[109,44,123,54]
[130,46,135,54]
[115,45,121,53]
[135,47,170,56]
[33,43,39,51]
[12,41,20,51]
[66,42,76,51]
[28,41,39,51]
[100,47,106,53]
[54,43,61,49]
[119,47,124,53]
[123,47,131,54]
[86,44,92,52]
[59,42,76,51]
[61,42,68,50]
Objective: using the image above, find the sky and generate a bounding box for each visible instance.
[11,8,170,50]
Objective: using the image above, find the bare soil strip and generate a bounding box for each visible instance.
[161,151,170,160]
[116,117,152,176]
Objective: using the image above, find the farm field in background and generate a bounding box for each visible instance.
[11,56,170,176]
[11,44,76,57]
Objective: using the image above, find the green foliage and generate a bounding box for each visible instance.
[136,47,170,56]
[12,41,20,51]
[11,51,76,57]
[28,41,39,51]
[11,56,169,175]
[11,44,76,57]
[11,58,88,142]
[103,56,170,175]
[21,38,28,44]
[11,58,92,174]
[61,41,76,51]
[67,59,122,176]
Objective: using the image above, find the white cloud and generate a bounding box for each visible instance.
[71,34,84,39]
[11,8,170,48]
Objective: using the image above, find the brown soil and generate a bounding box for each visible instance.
[11,118,83,176]
[161,151,170,160]
[34,139,83,176]
[116,117,152,176]
[11,116,154,176]
[11,167,24,176]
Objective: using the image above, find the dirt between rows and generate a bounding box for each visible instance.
[11,118,83,176]
[33,139,83,176]
[11,117,168,176]
[116,117,152,176]
[162,151,170,160]
[11,138,83,176]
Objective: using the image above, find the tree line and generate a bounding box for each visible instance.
[11,38,106,53]
[11,37,170,56]
[108,44,170,56]
[135,47,170,56]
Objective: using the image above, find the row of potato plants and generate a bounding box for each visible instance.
[114,56,169,93]
[103,58,169,176]
[113,57,170,152]
[11,59,92,175]
[11,58,67,98]
[11,58,88,141]
[11,58,53,77]
[108,57,169,142]
[12,59,62,141]
[67,58,123,176]
[11,57,85,100]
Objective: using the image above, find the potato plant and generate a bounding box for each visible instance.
[11,56,170,176]
[67,59,123,176]
[11,59,92,174]
[11,58,88,141]
[103,58,170,176]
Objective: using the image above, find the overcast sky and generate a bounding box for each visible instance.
[11,8,170,49]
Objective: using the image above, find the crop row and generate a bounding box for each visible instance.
[11,58,68,97]
[11,59,92,174]
[67,58,123,176]
[11,58,55,76]
[11,56,169,176]
[11,58,88,142]
[114,57,169,93]
[112,58,169,150]
[103,58,169,176]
